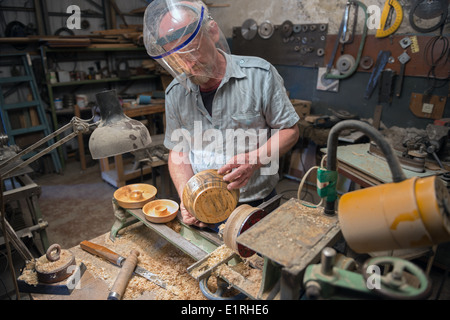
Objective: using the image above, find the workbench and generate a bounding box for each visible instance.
[28,221,208,300]
[323,143,447,188]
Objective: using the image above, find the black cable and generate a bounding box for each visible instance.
[409,0,448,34]
[423,33,449,95]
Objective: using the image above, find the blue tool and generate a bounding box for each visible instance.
[364,50,391,100]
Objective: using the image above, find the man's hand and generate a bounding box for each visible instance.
[217,150,261,190]
[180,201,209,228]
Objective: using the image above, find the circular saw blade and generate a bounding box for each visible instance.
[241,18,258,40]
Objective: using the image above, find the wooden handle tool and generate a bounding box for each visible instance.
[80,240,167,289]
[107,249,140,300]
[80,240,125,266]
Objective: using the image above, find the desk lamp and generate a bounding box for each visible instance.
[0,89,152,178]
[0,89,152,299]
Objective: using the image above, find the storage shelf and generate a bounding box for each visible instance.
[49,74,158,87]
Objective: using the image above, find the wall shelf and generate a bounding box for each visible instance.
[39,45,162,168]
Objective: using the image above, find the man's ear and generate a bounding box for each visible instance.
[208,20,220,43]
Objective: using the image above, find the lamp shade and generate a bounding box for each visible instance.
[88,89,152,159]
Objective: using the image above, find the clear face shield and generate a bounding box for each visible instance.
[143,0,231,90]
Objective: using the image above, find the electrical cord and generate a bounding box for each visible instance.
[409,0,448,34]
[423,32,449,95]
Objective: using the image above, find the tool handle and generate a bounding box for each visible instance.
[108,250,139,300]
[80,240,123,266]
[396,63,406,97]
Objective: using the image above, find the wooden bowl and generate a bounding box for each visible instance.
[143,199,179,223]
[114,184,157,209]
[182,169,240,224]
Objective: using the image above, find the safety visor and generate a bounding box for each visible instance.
[143,0,230,89]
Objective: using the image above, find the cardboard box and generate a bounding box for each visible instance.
[291,99,311,120]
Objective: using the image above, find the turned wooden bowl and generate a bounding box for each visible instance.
[114,184,157,209]
[143,199,179,223]
[182,169,240,224]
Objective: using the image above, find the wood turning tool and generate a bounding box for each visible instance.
[376,0,403,38]
[108,250,140,300]
[325,1,368,80]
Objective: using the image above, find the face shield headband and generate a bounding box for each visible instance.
[150,4,205,60]
[144,0,230,90]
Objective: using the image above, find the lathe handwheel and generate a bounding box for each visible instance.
[223,205,268,257]
[362,256,432,300]
[199,276,247,300]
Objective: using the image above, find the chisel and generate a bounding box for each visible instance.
[80,240,166,289]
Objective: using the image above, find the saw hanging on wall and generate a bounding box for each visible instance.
[375,0,403,38]
[324,0,368,81]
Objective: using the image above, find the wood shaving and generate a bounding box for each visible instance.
[166,219,181,233]
[190,245,235,278]
[77,223,207,300]
[215,262,262,298]
[18,260,38,286]
[35,250,74,273]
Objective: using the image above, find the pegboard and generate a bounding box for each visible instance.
[324,34,450,78]
[231,22,328,68]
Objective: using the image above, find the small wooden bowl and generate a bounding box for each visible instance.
[182,169,240,224]
[143,199,179,223]
[114,184,157,209]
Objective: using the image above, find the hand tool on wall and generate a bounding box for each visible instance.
[108,249,139,300]
[395,52,410,98]
[325,1,368,80]
[375,0,403,38]
[80,240,166,289]
[340,1,358,53]
[364,50,391,99]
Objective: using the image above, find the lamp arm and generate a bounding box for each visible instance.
[1,117,95,178]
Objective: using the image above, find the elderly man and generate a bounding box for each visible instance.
[144,0,300,227]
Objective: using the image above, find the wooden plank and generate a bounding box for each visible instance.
[123,104,165,117]
[92,28,139,35]
[409,93,446,120]
[87,43,136,49]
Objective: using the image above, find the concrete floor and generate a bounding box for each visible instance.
[1,159,449,300]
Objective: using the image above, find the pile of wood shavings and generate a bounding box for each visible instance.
[18,260,38,286]
[35,250,73,273]
[83,224,207,300]
[190,245,235,278]
[215,261,262,298]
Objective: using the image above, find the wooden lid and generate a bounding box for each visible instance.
[114,184,157,209]
[143,199,179,223]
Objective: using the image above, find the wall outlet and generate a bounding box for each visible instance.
[422,103,434,114]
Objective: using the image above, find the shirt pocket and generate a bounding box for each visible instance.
[230,112,265,129]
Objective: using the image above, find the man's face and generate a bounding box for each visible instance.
[159,9,217,85]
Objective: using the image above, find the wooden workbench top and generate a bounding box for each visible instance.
[31,222,207,300]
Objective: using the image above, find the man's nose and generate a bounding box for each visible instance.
[183,59,197,71]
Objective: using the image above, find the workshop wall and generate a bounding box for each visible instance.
[207,0,449,129]
[1,0,449,131]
